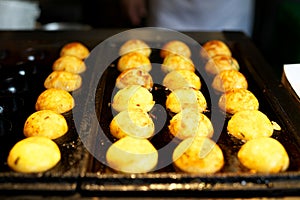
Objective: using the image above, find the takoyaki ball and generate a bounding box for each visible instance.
[7,136,61,173]
[23,110,68,140]
[212,70,248,93]
[238,137,289,173]
[205,55,239,76]
[35,88,75,114]
[110,108,155,139]
[115,68,153,90]
[201,40,232,58]
[106,136,158,173]
[169,106,214,140]
[111,85,155,112]
[119,39,151,57]
[160,40,191,58]
[60,42,90,60]
[44,71,82,92]
[52,55,86,74]
[227,110,274,141]
[161,54,195,73]
[173,137,224,174]
[166,87,207,113]
[163,70,201,91]
[219,89,259,115]
[117,52,151,72]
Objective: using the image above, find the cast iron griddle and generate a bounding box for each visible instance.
[0,34,88,195]
[0,30,299,198]
[76,29,300,197]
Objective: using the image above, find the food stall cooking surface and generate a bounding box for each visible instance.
[0,30,299,197]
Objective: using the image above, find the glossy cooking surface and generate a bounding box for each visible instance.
[0,30,299,197]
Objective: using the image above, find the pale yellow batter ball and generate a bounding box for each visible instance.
[44,71,82,92]
[106,136,158,173]
[7,136,61,173]
[227,110,274,141]
[110,108,155,139]
[24,110,68,140]
[119,39,151,57]
[173,137,224,174]
[35,88,75,114]
[52,55,86,74]
[166,87,207,113]
[161,54,195,73]
[160,40,191,58]
[168,106,214,140]
[115,68,153,90]
[163,70,201,91]
[111,85,155,112]
[238,137,289,173]
[205,55,239,76]
[212,70,248,93]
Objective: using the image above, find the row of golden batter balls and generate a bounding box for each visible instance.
[202,40,289,173]
[7,42,90,173]
[107,40,157,173]
[159,40,224,174]
[106,39,222,174]
[107,39,289,174]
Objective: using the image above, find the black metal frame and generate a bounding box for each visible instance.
[0,30,299,198]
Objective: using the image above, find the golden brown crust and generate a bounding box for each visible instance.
[201,40,232,58]
[238,137,289,173]
[117,52,151,72]
[227,110,274,141]
[169,106,213,140]
[166,87,207,113]
[212,70,248,93]
[111,85,155,112]
[23,110,68,139]
[161,54,195,73]
[52,55,86,74]
[160,40,191,58]
[205,55,239,76]
[60,42,89,60]
[7,136,61,173]
[218,89,259,115]
[115,68,153,89]
[44,71,82,92]
[119,39,151,57]
[173,137,224,174]
[163,70,201,90]
[35,88,74,114]
[106,136,158,173]
[110,108,155,139]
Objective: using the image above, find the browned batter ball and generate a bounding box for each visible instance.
[35,88,75,114]
[117,52,151,72]
[60,42,89,60]
[160,40,191,58]
[119,39,151,57]
[212,70,248,93]
[218,89,259,115]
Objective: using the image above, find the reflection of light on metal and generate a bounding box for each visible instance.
[27,55,35,61]
[0,106,4,114]
[41,22,92,31]
[19,70,26,76]
[8,86,16,93]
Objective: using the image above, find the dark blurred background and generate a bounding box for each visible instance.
[37,0,300,75]
[38,0,131,28]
